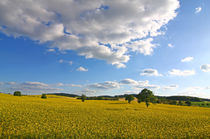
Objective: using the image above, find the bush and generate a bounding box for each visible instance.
[13,91,21,96]
[41,94,47,99]
[185,100,191,106]
[178,100,183,105]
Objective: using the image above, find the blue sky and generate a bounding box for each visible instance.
[0,0,210,98]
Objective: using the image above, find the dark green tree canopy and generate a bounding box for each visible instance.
[81,94,87,102]
[136,88,156,107]
[41,94,47,99]
[125,95,134,104]
[185,100,192,106]
[13,91,21,96]
[137,88,155,102]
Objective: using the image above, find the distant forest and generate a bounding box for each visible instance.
[49,93,210,102]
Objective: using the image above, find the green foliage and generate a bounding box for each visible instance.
[137,88,156,107]
[169,100,177,105]
[125,95,134,104]
[185,100,192,106]
[41,94,47,99]
[81,94,87,102]
[178,100,183,105]
[13,91,21,96]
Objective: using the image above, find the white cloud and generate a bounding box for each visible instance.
[168,69,195,76]
[162,84,179,90]
[125,38,157,56]
[119,78,139,85]
[119,78,160,90]
[6,81,63,94]
[58,59,73,65]
[89,81,120,90]
[59,59,64,63]
[200,64,210,72]
[47,48,55,52]
[56,83,82,88]
[77,66,88,72]
[73,89,96,96]
[0,0,180,68]
[181,56,194,62]
[168,43,174,48]
[140,69,162,76]
[195,7,202,14]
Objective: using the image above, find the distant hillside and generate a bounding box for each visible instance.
[157,96,210,102]
[48,93,79,97]
[2,92,209,102]
[50,93,210,102]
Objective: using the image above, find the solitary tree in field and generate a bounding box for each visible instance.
[81,94,87,102]
[13,91,21,96]
[41,94,47,99]
[125,95,134,104]
[136,88,156,107]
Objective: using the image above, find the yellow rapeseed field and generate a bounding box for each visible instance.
[0,93,210,138]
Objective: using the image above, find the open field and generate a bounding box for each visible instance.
[0,93,210,138]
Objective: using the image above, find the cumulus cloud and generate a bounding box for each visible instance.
[135,83,160,90]
[119,78,160,90]
[181,57,194,62]
[0,0,180,68]
[168,69,195,76]
[5,81,63,94]
[77,66,88,72]
[168,43,174,48]
[119,78,139,85]
[55,83,82,88]
[47,48,55,52]
[140,69,162,76]
[125,38,157,55]
[89,81,120,90]
[195,7,202,14]
[200,64,210,72]
[73,89,96,96]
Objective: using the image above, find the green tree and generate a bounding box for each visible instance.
[81,94,87,102]
[185,100,192,106]
[125,95,134,104]
[13,91,21,96]
[145,99,150,107]
[178,100,183,105]
[41,94,47,99]
[136,88,156,107]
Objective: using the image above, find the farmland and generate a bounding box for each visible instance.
[0,93,210,138]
